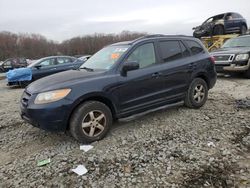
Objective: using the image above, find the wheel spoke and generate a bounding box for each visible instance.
[96,114,105,122]
[96,123,104,131]
[194,93,199,99]
[89,111,95,121]
[89,127,95,136]
[197,96,201,102]
[200,92,205,97]
[198,85,203,92]
[82,122,91,128]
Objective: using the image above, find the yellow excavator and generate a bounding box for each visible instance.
[200,34,239,52]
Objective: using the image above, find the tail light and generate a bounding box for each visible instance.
[210,56,215,64]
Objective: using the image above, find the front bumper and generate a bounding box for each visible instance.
[215,60,250,72]
[20,93,73,132]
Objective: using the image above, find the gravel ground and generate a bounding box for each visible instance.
[0,75,249,187]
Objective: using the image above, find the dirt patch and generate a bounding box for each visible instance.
[182,160,238,188]
[235,98,250,109]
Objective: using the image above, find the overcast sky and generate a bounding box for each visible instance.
[0,0,249,42]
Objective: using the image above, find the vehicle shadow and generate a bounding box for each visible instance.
[217,73,246,80]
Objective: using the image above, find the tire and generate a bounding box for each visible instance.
[184,78,208,109]
[19,81,31,87]
[213,25,224,35]
[70,101,112,143]
[241,25,247,35]
[244,68,250,79]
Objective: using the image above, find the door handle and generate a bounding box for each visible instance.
[188,63,197,69]
[151,72,162,78]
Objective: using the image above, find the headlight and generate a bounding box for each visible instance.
[34,89,71,104]
[235,54,249,61]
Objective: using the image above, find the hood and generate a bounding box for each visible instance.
[211,47,250,55]
[27,70,105,94]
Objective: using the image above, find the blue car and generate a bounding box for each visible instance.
[7,56,84,86]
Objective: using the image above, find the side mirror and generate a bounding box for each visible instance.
[121,61,139,76]
[34,65,42,69]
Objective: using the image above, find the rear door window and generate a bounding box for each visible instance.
[185,40,204,55]
[159,40,187,63]
[57,57,73,64]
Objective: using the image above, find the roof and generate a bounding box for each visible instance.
[111,34,195,46]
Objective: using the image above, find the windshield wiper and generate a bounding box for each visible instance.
[80,66,94,72]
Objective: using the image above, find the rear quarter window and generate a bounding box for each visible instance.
[159,40,190,63]
[185,40,204,55]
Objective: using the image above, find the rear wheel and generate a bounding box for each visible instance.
[213,25,224,35]
[70,101,112,143]
[184,78,208,108]
[241,25,247,34]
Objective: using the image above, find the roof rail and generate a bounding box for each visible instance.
[132,34,192,43]
[132,34,167,43]
[142,34,167,38]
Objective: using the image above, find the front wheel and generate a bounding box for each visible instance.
[70,101,112,143]
[184,78,208,108]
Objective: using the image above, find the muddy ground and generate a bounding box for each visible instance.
[0,75,249,187]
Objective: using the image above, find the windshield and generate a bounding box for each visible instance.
[222,36,250,48]
[81,45,130,70]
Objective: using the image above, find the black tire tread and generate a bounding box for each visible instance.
[184,78,208,109]
[70,101,112,143]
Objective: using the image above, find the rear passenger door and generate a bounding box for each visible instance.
[55,57,75,72]
[157,40,192,99]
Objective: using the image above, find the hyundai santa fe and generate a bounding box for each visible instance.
[20,35,217,143]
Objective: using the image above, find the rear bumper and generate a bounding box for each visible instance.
[209,74,217,89]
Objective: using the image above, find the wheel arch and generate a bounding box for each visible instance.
[191,72,210,88]
[66,93,118,130]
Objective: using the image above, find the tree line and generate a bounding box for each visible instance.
[0,31,146,61]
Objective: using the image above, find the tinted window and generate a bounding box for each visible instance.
[231,13,239,19]
[159,41,183,62]
[180,42,190,58]
[127,43,156,68]
[185,40,204,55]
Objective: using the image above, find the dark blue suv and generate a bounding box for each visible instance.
[20,35,217,143]
[193,12,248,38]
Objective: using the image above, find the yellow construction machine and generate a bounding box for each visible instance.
[200,34,239,52]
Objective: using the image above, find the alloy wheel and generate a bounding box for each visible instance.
[193,84,205,103]
[82,110,106,137]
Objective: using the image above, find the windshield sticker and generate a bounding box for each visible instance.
[114,48,128,52]
[111,53,120,59]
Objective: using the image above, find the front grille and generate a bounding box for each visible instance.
[21,90,31,106]
[213,54,235,63]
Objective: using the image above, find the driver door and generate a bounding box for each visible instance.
[117,42,166,115]
[32,58,58,80]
